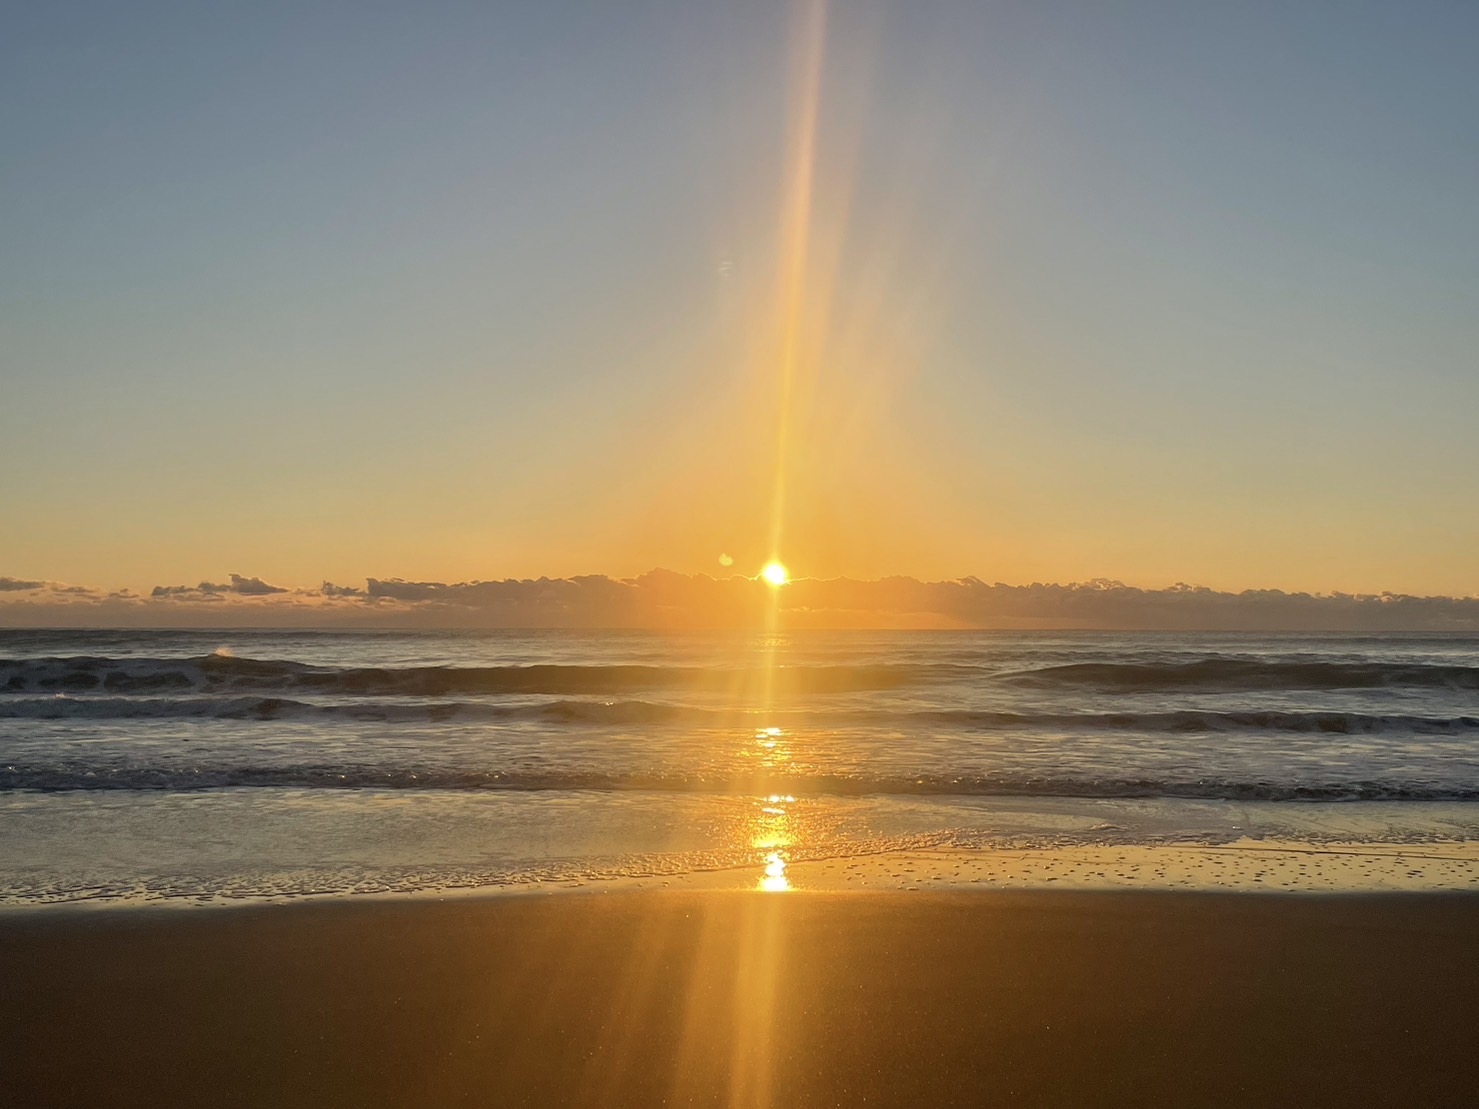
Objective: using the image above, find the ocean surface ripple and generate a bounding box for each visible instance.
[2,629,1477,804]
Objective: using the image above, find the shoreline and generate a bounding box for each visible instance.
[6,835,1479,912]
[5,889,1479,1107]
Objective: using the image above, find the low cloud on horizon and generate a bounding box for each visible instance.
[1,571,1477,631]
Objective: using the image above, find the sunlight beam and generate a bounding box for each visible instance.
[767,0,828,572]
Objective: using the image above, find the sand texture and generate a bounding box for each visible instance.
[4,891,1479,1107]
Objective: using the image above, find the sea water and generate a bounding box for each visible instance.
[3,629,1478,903]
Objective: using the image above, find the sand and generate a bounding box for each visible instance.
[4,890,1478,1107]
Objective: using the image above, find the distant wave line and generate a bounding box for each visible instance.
[4,765,1478,803]
[2,694,1478,735]
[1001,658,1479,692]
[0,655,945,696]
[6,653,1479,697]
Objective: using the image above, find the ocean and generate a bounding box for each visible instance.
[4,628,1478,905]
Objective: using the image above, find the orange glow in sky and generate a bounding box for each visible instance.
[3,3,1478,600]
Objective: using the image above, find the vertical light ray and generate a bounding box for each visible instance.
[767,0,828,570]
[712,11,831,1109]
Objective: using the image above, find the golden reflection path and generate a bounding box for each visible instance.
[677,4,830,1104]
[753,790,798,893]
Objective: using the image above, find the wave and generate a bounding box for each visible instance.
[920,709,1479,735]
[9,653,1479,701]
[4,694,1478,735]
[1003,658,1479,692]
[2,763,1476,802]
[0,695,703,725]
[0,655,939,697]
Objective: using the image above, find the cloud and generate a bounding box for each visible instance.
[782,577,1479,632]
[151,573,288,599]
[4,569,1479,630]
[333,572,1479,631]
[0,577,103,600]
[151,583,228,599]
[228,573,286,596]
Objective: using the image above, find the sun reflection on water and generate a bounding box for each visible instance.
[750,790,795,892]
[759,851,790,893]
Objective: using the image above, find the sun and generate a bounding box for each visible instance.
[761,561,789,586]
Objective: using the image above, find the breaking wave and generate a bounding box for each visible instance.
[1003,658,1479,692]
[0,655,938,697]
[8,653,1479,700]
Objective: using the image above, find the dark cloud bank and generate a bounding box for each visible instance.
[2,571,1478,631]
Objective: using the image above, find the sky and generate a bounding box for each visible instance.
[4,0,1479,599]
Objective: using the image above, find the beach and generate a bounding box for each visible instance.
[9,0,1479,1101]
[5,889,1479,1108]
[5,629,1478,1104]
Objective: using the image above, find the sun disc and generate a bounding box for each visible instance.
[762,561,789,586]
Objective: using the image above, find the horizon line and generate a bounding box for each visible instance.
[3,569,1478,633]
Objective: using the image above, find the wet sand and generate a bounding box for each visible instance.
[4,891,1478,1107]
